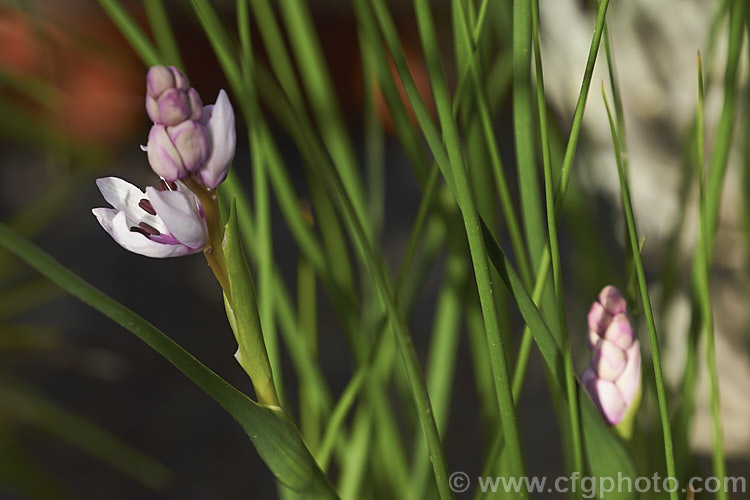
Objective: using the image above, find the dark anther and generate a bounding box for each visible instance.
[138,198,156,215]
[130,226,151,238]
[138,222,161,236]
[157,179,178,191]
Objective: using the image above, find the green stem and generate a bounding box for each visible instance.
[695,52,728,500]
[512,0,610,402]
[602,88,678,500]
[184,177,230,296]
[410,0,527,495]
[531,0,584,488]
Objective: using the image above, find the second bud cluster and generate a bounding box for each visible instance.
[144,65,236,189]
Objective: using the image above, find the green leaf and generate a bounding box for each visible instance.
[0,222,337,498]
[480,222,564,383]
[602,86,677,499]
[222,199,278,407]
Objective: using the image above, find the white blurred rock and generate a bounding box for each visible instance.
[540,0,750,455]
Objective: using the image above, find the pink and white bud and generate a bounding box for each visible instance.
[603,314,634,350]
[147,122,209,181]
[592,339,627,381]
[146,65,203,126]
[584,371,628,425]
[587,301,612,340]
[198,89,236,188]
[587,285,630,346]
[599,285,627,315]
[616,341,641,403]
[583,285,641,425]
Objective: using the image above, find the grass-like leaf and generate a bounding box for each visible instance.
[695,51,728,500]
[602,87,678,500]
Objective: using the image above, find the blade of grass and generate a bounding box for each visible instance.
[410,0,527,492]
[695,51,727,500]
[315,144,453,498]
[337,408,371,500]
[511,0,610,402]
[97,0,160,66]
[554,0,610,213]
[316,369,366,470]
[531,0,584,484]
[297,232,322,451]
[277,0,370,241]
[143,0,182,67]
[248,0,305,109]
[697,0,744,246]
[602,86,677,500]
[408,224,468,498]
[452,0,533,288]
[512,0,545,275]
[247,1,287,409]
[235,0,284,408]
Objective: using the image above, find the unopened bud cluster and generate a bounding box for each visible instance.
[583,285,641,425]
[145,65,235,189]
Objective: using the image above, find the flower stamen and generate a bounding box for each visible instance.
[156,179,178,192]
[138,198,157,215]
[130,226,151,237]
[138,222,161,235]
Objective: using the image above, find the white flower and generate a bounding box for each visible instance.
[92,177,207,258]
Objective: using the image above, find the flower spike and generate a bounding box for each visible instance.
[146,65,203,126]
[583,285,641,425]
[143,66,235,188]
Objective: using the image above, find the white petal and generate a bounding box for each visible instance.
[110,211,192,258]
[92,208,117,237]
[95,177,166,231]
[200,89,236,188]
[603,313,634,350]
[145,187,206,249]
[616,341,642,404]
[591,379,627,425]
[96,177,144,213]
[592,339,626,381]
[599,285,627,315]
[587,301,612,335]
[174,180,202,208]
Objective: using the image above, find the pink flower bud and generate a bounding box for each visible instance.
[603,313,634,350]
[592,339,626,381]
[599,285,627,315]
[146,65,203,126]
[586,375,628,425]
[198,89,236,189]
[616,341,641,403]
[583,285,641,425]
[147,122,209,181]
[587,301,612,336]
[587,330,602,349]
